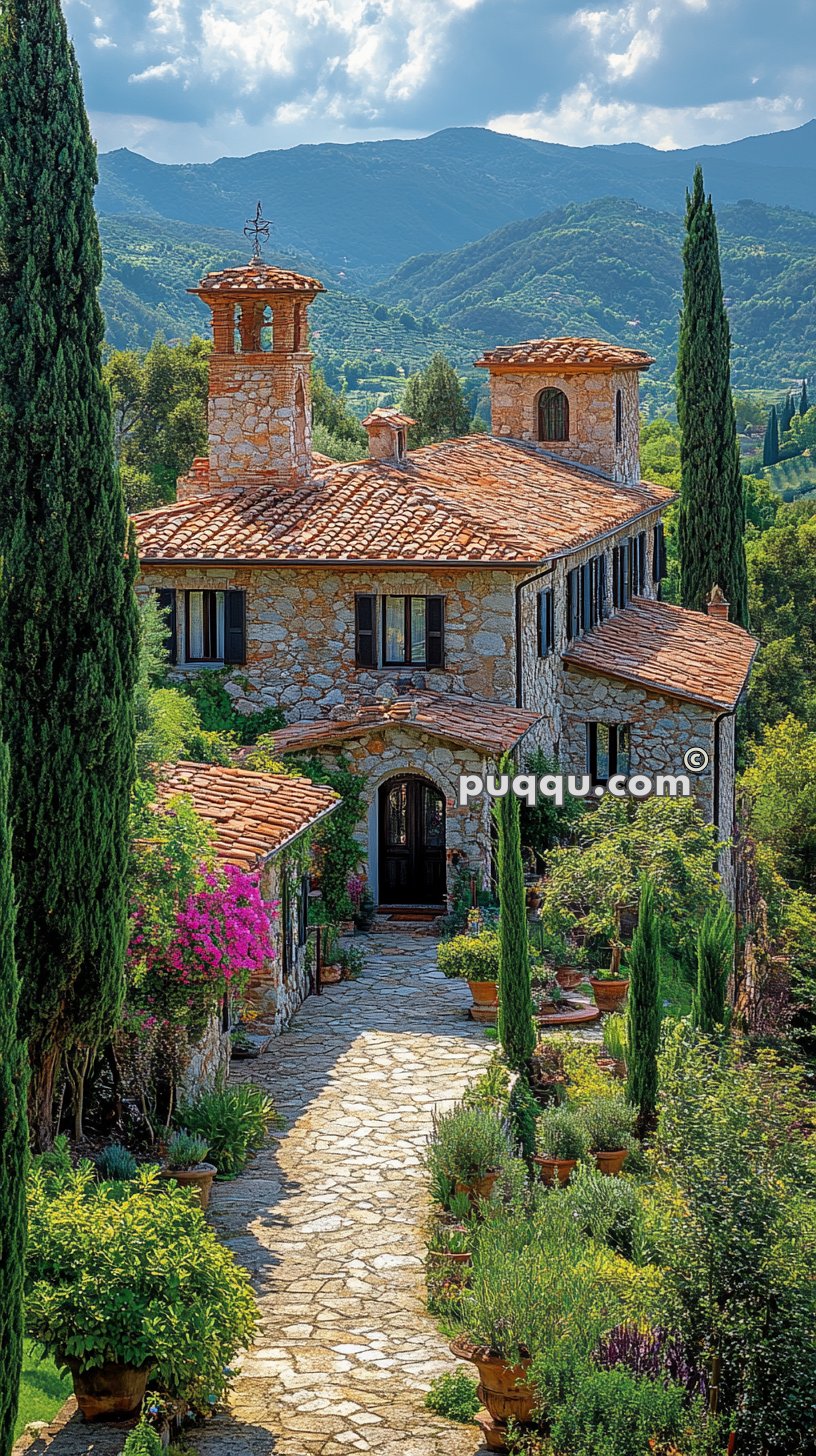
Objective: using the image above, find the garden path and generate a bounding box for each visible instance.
[196,926,493,1456]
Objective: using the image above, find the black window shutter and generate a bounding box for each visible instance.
[355,594,377,667]
[622,541,631,606]
[586,723,597,778]
[224,590,247,665]
[156,588,177,665]
[537,590,554,655]
[581,561,592,631]
[546,590,554,653]
[598,555,608,618]
[426,596,445,666]
[653,522,667,582]
[567,568,580,640]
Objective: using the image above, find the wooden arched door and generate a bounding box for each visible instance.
[378,776,446,906]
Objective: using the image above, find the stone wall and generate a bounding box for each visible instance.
[244,854,313,1034]
[206,351,313,490]
[488,367,641,482]
[181,1012,231,1099]
[286,724,496,904]
[516,510,664,756]
[139,563,517,719]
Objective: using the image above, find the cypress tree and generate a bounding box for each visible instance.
[625,878,661,1131]
[763,406,779,467]
[691,901,734,1035]
[0,736,27,1456]
[0,0,139,1146]
[676,167,749,627]
[779,393,794,438]
[800,378,809,416]
[494,758,535,1072]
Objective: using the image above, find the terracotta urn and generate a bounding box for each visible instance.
[531,1153,577,1187]
[593,1147,629,1177]
[450,1336,535,1425]
[590,976,630,1013]
[64,1358,151,1421]
[555,965,583,991]
[455,1169,499,1205]
[159,1161,217,1209]
[321,963,343,984]
[468,979,498,1008]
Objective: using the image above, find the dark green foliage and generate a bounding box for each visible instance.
[508,1074,540,1162]
[626,878,661,1125]
[311,367,367,461]
[280,753,367,921]
[763,405,780,466]
[181,670,284,744]
[0,740,27,1456]
[402,352,471,445]
[779,394,795,438]
[800,378,809,415]
[175,1083,282,1178]
[424,1369,480,1424]
[677,168,749,626]
[520,749,585,867]
[122,1425,163,1456]
[494,765,535,1072]
[0,0,139,1147]
[691,901,734,1034]
[105,336,209,509]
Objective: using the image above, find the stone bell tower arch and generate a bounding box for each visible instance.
[189,262,325,492]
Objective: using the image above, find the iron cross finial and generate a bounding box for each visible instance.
[244,201,271,262]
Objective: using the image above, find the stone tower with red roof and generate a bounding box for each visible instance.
[180,263,325,497]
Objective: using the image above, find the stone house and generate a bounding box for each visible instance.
[157,761,339,1086]
[135,263,757,909]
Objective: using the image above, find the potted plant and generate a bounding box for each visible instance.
[427,1222,472,1280]
[354,888,376,933]
[528,1039,567,1107]
[598,1013,627,1079]
[582,1094,637,1176]
[160,1130,217,1208]
[437,931,500,1017]
[425,1105,509,1206]
[451,1232,542,1433]
[25,1164,257,1421]
[320,923,344,983]
[589,909,630,1012]
[532,1105,589,1185]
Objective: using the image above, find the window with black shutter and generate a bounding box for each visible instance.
[581,561,593,632]
[355,594,377,667]
[224,590,247,664]
[615,389,623,445]
[426,596,445,666]
[630,532,647,595]
[597,554,608,619]
[566,566,581,641]
[586,722,632,784]
[613,542,631,609]
[156,588,177,665]
[537,588,554,656]
[382,595,445,667]
[653,522,667,582]
[297,873,310,947]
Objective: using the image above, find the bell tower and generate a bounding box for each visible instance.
[188,260,325,492]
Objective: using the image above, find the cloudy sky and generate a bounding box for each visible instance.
[64,0,816,163]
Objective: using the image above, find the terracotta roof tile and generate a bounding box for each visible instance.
[563,598,758,710]
[192,264,325,295]
[270,691,541,757]
[135,435,672,566]
[156,761,339,869]
[362,408,417,429]
[476,339,655,371]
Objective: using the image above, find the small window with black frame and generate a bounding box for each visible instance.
[586,722,631,784]
[382,595,444,667]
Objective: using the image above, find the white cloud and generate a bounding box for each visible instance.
[129,60,185,83]
[488,82,805,150]
[92,34,117,47]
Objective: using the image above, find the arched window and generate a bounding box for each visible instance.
[260,304,274,353]
[615,389,623,445]
[233,304,244,355]
[538,387,569,442]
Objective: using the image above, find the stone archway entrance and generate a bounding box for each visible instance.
[378,775,446,907]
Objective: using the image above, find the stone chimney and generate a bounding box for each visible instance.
[363,408,416,464]
[707,584,730,622]
[475,338,655,484]
[181,262,325,496]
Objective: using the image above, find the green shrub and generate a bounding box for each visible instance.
[96,1143,138,1182]
[165,1131,210,1170]
[176,1082,282,1177]
[122,1424,163,1456]
[31,1136,73,1187]
[181,671,284,744]
[437,931,500,981]
[603,1014,628,1063]
[541,1360,706,1456]
[426,1106,510,1186]
[26,1164,257,1414]
[462,1055,511,1117]
[581,1095,637,1153]
[564,1164,641,1260]
[536,1105,589,1162]
[424,1368,480,1423]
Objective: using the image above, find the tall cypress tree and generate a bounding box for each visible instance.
[494,758,535,1072]
[800,378,809,416]
[0,736,27,1456]
[0,0,139,1146]
[691,901,734,1035]
[625,878,661,1132]
[677,167,748,627]
[763,406,779,467]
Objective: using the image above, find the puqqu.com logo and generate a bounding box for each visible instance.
[459,750,709,808]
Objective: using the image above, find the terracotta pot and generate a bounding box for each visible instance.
[597,1055,627,1081]
[593,1147,629,1177]
[450,1336,535,1425]
[468,979,498,1008]
[531,1153,577,1187]
[454,1169,499,1205]
[555,966,583,990]
[64,1358,150,1421]
[321,964,343,984]
[590,976,630,1013]
[159,1161,217,1209]
[428,1248,472,1268]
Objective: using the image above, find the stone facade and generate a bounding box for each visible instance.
[487,367,641,482]
[206,349,313,489]
[244,851,313,1035]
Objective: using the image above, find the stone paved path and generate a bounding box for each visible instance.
[194,927,492,1456]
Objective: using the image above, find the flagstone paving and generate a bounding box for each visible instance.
[196,927,492,1456]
